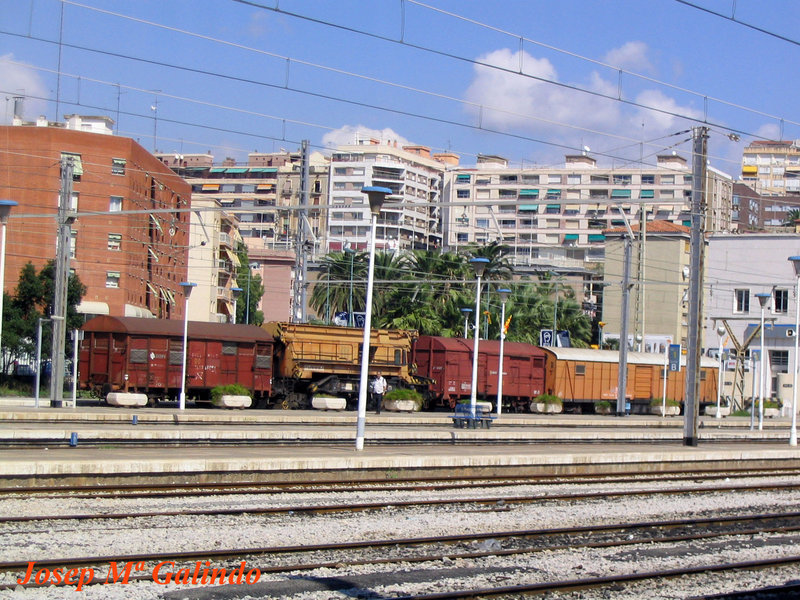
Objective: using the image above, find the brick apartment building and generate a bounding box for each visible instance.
[0,116,191,319]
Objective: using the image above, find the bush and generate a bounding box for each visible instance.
[384,388,424,411]
[651,397,679,407]
[534,393,562,406]
[595,400,611,411]
[764,400,781,410]
[211,384,251,406]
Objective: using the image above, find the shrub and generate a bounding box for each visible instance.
[595,400,611,411]
[534,393,562,406]
[764,400,781,410]
[211,384,251,406]
[650,398,680,407]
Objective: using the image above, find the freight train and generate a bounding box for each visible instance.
[78,316,718,413]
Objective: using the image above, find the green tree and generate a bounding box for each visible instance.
[783,208,800,227]
[235,243,265,325]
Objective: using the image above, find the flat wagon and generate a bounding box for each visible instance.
[79,316,274,406]
[540,347,719,413]
[413,336,546,411]
[263,322,426,409]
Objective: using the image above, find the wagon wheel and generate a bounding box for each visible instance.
[279,397,291,410]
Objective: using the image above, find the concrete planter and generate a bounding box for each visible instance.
[311,396,347,411]
[650,405,680,416]
[595,404,613,415]
[475,401,493,414]
[384,399,419,412]
[530,402,563,414]
[106,392,147,407]
[764,407,780,418]
[703,404,730,417]
[215,394,252,409]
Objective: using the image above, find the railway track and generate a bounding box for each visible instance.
[3,512,800,595]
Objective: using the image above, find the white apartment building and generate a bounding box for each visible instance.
[325,139,451,252]
[443,153,735,273]
[742,140,800,196]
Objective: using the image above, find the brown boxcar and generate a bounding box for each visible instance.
[412,336,547,411]
[540,347,719,413]
[263,322,426,409]
[79,316,274,406]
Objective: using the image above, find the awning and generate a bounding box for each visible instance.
[519,189,539,197]
[657,205,673,212]
[565,204,580,211]
[149,213,163,233]
[210,167,227,173]
[546,189,561,195]
[546,204,561,210]
[202,184,220,191]
[257,184,275,191]
[588,234,605,242]
[518,204,539,211]
[164,289,176,305]
[249,167,278,173]
[146,282,158,296]
[226,168,248,173]
[563,234,579,241]
[742,165,757,174]
[611,189,632,198]
[124,304,154,318]
[639,190,655,198]
[223,247,241,267]
[76,301,109,315]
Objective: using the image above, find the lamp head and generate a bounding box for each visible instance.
[497,288,511,303]
[469,257,490,278]
[362,186,392,216]
[460,307,473,315]
[179,281,197,298]
[755,292,771,308]
[790,256,800,277]
[0,199,17,224]
[231,286,243,298]
[716,324,726,337]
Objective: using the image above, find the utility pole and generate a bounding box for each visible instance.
[617,228,633,416]
[683,126,709,446]
[50,155,76,407]
[292,140,310,323]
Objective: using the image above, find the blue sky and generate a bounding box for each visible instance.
[1,0,798,174]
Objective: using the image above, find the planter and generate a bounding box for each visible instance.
[106,392,147,407]
[703,404,730,417]
[311,396,347,411]
[214,394,252,409]
[530,402,563,414]
[475,401,493,414]
[595,405,612,415]
[764,407,780,418]
[650,405,680,416]
[384,399,418,412]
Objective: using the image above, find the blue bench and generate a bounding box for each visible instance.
[451,403,496,429]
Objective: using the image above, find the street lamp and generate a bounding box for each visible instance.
[344,244,356,327]
[469,257,490,419]
[0,199,17,363]
[179,281,196,411]
[231,287,243,324]
[496,288,511,417]
[460,307,473,338]
[788,256,800,446]
[551,272,559,347]
[245,262,259,325]
[755,292,771,431]
[355,186,390,451]
[715,324,725,419]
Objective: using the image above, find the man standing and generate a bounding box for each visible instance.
[370,374,387,414]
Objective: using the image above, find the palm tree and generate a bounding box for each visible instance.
[309,251,365,323]
[783,208,800,227]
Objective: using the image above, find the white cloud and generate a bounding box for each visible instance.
[321,125,412,150]
[604,41,653,73]
[0,55,48,124]
[755,123,781,141]
[463,47,702,164]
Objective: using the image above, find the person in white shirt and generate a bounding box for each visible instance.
[369,374,387,414]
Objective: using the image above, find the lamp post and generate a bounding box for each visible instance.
[179,282,196,411]
[460,307,473,338]
[551,273,559,347]
[231,287,243,324]
[344,244,356,327]
[715,324,725,419]
[244,262,259,325]
[469,257,490,419]
[496,288,511,417]
[788,257,800,446]
[355,186,390,451]
[755,292,771,431]
[0,199,17,364]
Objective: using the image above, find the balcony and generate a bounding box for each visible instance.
[219,232,232,248]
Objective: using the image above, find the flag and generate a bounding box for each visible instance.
[483,310,491,324]
[503,314,513,334]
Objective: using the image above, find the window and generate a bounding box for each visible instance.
[774,288,789,313]
[567,174,581,185]
[548,174,561,184]
[734,289,750,313]
[106,272,120,288]
[456,189,470,198]
[613,174,631,185]
[111,158,126,175]
[456,232,469,243]
[590,175,609,184]
[109,196,122,212]
[499,174,518,183]
[476,218,489,229]
[770,350,789,371]
[521,174,539,184]
[69,231,76,259]
[641,174,655,184]
[70,192,79,211]
[661,174,675,185]
[108,233,121,251]
[60,152,82,180]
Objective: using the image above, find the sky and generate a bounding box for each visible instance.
[1,0,799,175]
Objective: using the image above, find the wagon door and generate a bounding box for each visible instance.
[632,365,652,400]
[221,341,248,387]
